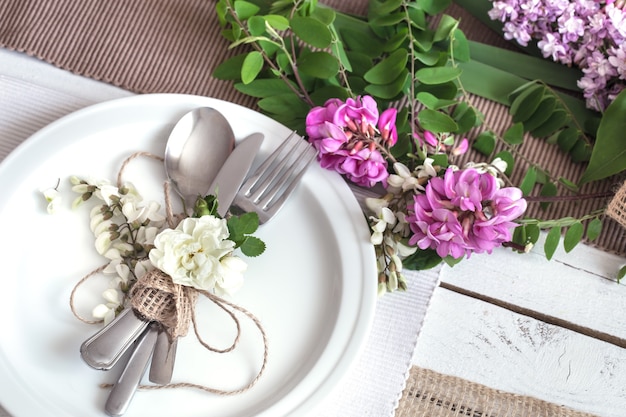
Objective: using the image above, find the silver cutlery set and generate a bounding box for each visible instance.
[79,108,317,416]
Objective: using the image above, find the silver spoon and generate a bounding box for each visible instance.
[149,107,235,384]
[81,108,234,379]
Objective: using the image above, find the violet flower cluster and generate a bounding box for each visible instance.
[305,96,528,292]
[306,96,397,187]
[406,168,528,259]
[488,0,626,111]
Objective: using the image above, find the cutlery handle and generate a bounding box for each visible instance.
[105,324,159,417]
[149,330,178,385]
[80,307,150,370]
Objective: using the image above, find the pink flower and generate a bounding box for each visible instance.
[306,96,398,187]
[406,168,527,259]
[378,108,398,146]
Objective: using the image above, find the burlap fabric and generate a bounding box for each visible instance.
[399,367,600,417]
[607,182,626,229]
[0,0,617,415]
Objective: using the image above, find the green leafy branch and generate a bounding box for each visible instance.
[212,0,625,263]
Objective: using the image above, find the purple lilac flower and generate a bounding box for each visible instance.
[306,96,397,187]
[406,168,527,259]
[489,0,626,111]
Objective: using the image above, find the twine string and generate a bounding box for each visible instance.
[70,151,269,395]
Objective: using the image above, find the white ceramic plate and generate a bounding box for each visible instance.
[0,94,376,417]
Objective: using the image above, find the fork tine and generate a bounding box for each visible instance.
[235,131,318,223]
[247,133,301,202]
[240,131,299,198]
[256,141,317,210]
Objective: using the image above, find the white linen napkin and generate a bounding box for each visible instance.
[0,48,439,417]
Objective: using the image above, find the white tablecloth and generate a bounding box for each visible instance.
[0,49,440,417]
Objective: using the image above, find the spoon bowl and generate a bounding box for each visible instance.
[164,107,235,209]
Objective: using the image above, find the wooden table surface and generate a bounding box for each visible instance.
[412,236,626,417]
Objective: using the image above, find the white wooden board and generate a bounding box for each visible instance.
[439,237,626,344]
[413,288,626,417]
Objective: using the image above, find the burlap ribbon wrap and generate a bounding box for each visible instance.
[606,181,626,229]
[129,268,198,339]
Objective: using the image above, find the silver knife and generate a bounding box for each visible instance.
[148,131,264,384]
[210,132,265,217]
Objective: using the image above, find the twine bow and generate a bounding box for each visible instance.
[70,151,268,395]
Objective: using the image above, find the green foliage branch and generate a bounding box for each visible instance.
[214,0,625,266]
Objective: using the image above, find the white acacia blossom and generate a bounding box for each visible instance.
[40,186,62,214]
[149,215,247,295]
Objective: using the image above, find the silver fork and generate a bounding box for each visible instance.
[233,131,317,223]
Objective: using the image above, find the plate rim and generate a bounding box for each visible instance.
[0,93,377,417]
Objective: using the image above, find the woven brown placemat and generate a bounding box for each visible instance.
[397,366,600,417]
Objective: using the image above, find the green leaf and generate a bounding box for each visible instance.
[544,226,561,260]
[339,28,384,57]
[370,12,405,26]
[257,93,310,115]
[291,16,332,49]
[247,15,266,36]
[522,96,556,132]
[381,29,410,53]
[365,68,409,99]
[451,28,470,62]
[212,53,246,80]
[369,0,403,16]
[453,104,478,134]
[298,51,339,79]
[556,126,578,153]
[239,236,266,257]
[618,265,626,283]
[526,224,541,244]
[570,139,592,163]
[403,248,442,270]
[468,41,582,92]
[416,92,457,110]
[311,7,335,25]
[228,211,259,236]
[433,14,458,42]
[539,181,557,210]
[264,14,290,30]
[241,51,264,84]
[416,66,462,84]
[309,85,351,104]
[530,109,569,138]
[503,122,524,145]
[415,81,458,100]
[519,165,537,195]
[558,176,579,192]
[235,78,295,97]
[417,109,459,133]
[564,222,584,253]
[234,1,260,20]
[586,218,603,241]
[458,59,526,105]
[414,49,443,66]
[473,131,496,155]
[419,0,452,15]
[364,49,408,84]
[580,90,626,183]
[510,84,544,123]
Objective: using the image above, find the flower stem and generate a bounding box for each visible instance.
[525,191,613,203]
